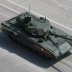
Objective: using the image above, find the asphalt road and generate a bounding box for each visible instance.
[0,0,72,72]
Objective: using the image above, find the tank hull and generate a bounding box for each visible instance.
[1,26,55,59]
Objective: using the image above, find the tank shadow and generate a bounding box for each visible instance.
[0,32,71,68]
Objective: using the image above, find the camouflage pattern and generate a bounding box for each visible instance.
[1,12,72,59]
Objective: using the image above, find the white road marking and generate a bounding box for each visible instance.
[6,0,72,31]
[0,3,20,14]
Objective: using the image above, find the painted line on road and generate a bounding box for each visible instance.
[0,3,20,14]
[2,0,72,31]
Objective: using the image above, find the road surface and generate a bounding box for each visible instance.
[0,0,72,72]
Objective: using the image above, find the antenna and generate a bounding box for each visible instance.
[29,3,30,13]
[45,17,46,21]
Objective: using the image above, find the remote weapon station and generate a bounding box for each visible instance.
[1,12,72,59]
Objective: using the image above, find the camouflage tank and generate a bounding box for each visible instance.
[1,12,72,59]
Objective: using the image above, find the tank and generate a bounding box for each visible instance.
[1,12,72,59]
